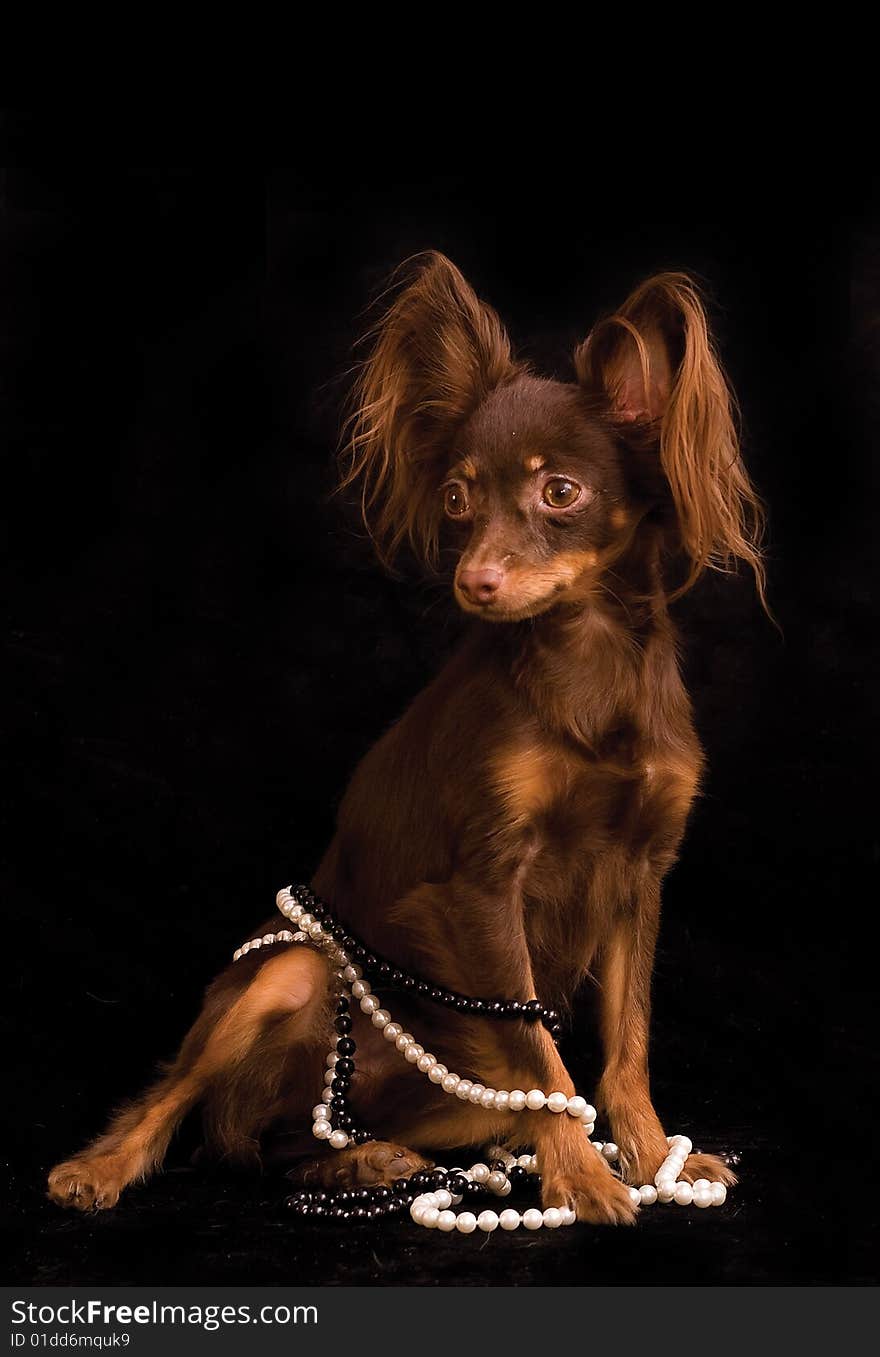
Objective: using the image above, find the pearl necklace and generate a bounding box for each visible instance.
[234,886,731,1230]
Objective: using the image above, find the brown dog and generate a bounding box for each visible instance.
[48,254,760,1222]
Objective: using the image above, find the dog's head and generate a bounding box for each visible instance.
[340,253,766,620]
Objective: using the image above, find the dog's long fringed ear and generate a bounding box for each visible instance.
[339,252,515,570]
[575,273,768,609]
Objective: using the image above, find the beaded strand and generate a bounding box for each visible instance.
[235,886,732,1231]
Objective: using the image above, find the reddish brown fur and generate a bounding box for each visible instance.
[48,254,757,1222]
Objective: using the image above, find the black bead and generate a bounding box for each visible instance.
[314,1190,329,1204]
[415,980,429,995]
[402,975,417,990]
[331,1077,350,1095]
[441,991,457,1007]
[392,1177,411,1193]
[469,999,486,1015]
[336,995,350,1012]
[491,1161,507,1174]
[523,999,543,1022]
[364,953,378,971]
[371,1185,390,1202]
[449,1173,468,1195]
[454,996,470,1012]
[352,945,366,963]
[428,987,443,1003]
[376,962,391,980]
[331,924,347,942]
[544,1008,559,1025]
[466,1180,484,1198]
[334,1014,353,1035]
[487,1000,505,1018]
[342,936,358,954]
[505,1000,522,1018]
[353,1128,373,1145]
[311,1204,326,1218]
[390,970,405,988]
[550,1023,563,1039]
[508,1165,527,1183]
[335,1037,356,1057]
[334,1057,355,1077]
[336,1113,354,1131]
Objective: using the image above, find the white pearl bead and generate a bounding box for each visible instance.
[508,1090,527,1112]
[456,1212,477,1234]
[692,1179,711,1192]
[455,1080,473,1100]
[308,921,324,939]
[410,1202,426,1224]
[343,964,362,983]
[525,1089,546,1111]
[396,1032,414,1051]
[292,931,307,943]
[496,1179,512,1196]
[494,1090,510,1111]
[233,949,242,961]
[329,1130,349,1150]
[425,1062,444,1083]
[441,1073,460,1094]
[593,1142,605,1154]
[321,1088,334,1104]
[486,1171,507,1194]
[693,1188,713,1208]
[277,930,294,943]
[421,1207,440,1228]
[298,914,313,931]
[249,938,262,949]
[543,1207,563,1228]
[628,1187,641,1205]
[566,1096,587,1118]
[276,888,291,908]
[312,1121,332,1140]
[437,1210,457,1232]
[517,1155,533,1168]
[405,1043,424,1064]
[351,979,370,1000]
[468,1084,486,1104]
[499,1209,521,1231]
[546,1092,568,1114]
[522,1208,543,1230]
[383,1022,402,1043]
[480,1088,497,1109]
[639,1185,658,1205]
[417,1052,435,1073]
[561,1207,576,1226]
[580,1105,597,1124]
[470,1163,490,1183]
[674,1182,694,1205]
[673,1135,693,1154]
[312,1104,329,1120]
[360,995,379,1015]
[371,1009,390,1028]
[710,1183,727,1206]
[326,1051,339,1067]
[434,1190,452,1209]
[602,1143,619,1161]
[583,1124,596,1138]
[477,1210,499,1232]
[324,1070,335,1086]
[657,1183,676,1203]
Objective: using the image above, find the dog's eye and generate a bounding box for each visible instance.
[444,483,470,518]
[542,478,581,508]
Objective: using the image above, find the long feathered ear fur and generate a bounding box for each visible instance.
[339,252,516,569]
[574,273,768,610]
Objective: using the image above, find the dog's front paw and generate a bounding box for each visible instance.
[47,1155,130,1211]
[678,1151,737,1187]
[542,1160,639,1226]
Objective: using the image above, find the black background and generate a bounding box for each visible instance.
[2,138,877,1285]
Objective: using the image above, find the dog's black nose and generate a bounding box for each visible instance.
[458,568,502,604]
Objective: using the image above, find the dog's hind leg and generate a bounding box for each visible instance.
[47,944,330,1211]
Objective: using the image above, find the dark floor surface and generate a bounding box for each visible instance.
[5,1125,874,1287]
